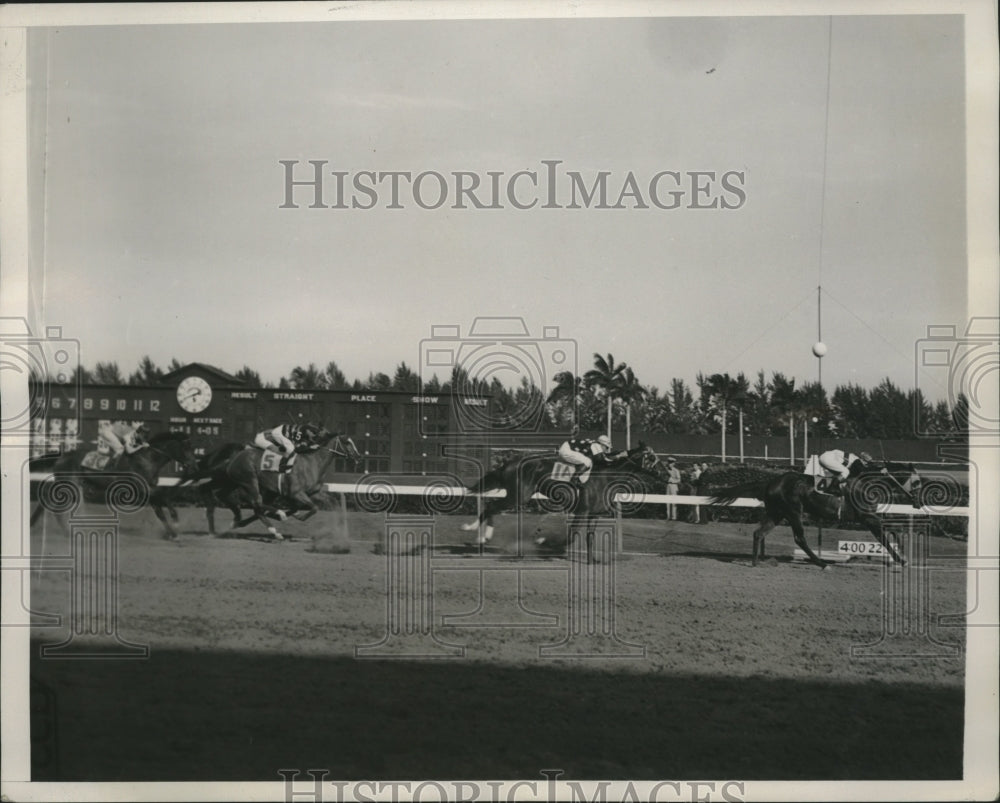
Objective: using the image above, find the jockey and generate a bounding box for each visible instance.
[556,434,624,485]
[253,422,309,457]
[98,420,147,461]
[818,448,873,493]
[299,421,325,450]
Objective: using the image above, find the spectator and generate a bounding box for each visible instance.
[687,462,703,523]
[696,463,711,523]
[665,456,682,521]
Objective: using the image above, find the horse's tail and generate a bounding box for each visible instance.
[707,479,770,506]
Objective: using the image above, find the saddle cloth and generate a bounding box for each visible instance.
[81,451,112,470]
[802,455,836,491]
[549,461,575,482]
[260,449,296,474]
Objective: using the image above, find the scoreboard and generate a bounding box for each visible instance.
[32,363,494,480]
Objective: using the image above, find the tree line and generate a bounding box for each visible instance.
[66,353,968,442]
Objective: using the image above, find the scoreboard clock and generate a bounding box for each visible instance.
[176,376,213,413]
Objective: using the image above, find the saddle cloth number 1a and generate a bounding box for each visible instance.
[550,461,575,482]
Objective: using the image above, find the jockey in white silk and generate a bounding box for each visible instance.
[98,420,146,459]
[557,434,621,485]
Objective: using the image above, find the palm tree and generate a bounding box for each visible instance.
[796,380,829,460]
[704,373,742,462]
[547,370,584,431]
[640,385,672,433]
[584,353,627,440]
[746,370,772,436]
[668,378,697,433]
[732,372,751,462]
[768,372,799,465]
[617,367,647,448]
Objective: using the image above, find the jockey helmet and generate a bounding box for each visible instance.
[597,435,612,448]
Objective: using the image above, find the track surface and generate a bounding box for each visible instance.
[29,506,967,781]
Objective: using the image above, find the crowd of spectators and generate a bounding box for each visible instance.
[663,457,712,524]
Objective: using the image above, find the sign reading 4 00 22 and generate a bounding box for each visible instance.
[837,541,901,556]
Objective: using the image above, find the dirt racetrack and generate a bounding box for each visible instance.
[28,504,967,782]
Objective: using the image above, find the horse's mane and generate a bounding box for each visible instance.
[313,430,340,446]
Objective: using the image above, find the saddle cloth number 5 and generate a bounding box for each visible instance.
[260,450,295,473]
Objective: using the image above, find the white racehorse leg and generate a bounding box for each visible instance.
[267,525,284,541]
[461,520,479,532]
[477,524,494,544]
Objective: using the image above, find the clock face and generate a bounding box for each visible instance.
[176,376,213,413]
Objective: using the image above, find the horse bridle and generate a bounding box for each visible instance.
[627,446,661,472]
[320,435,360,461]
[621,446,662,476]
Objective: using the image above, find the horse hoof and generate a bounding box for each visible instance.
[272,532,285,541]
[534,537,546,546]
[460,522,478,532]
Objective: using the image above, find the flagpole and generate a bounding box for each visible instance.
[815,285,824,556]
[813,15,834,560]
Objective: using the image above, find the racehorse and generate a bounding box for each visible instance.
[462,442,664,563]
[708,460,922,568]
[186,430,361,539]
[30,431,198,539]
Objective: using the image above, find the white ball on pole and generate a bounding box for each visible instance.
[812,341,827,358]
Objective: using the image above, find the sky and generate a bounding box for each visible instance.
[27,12,969,401]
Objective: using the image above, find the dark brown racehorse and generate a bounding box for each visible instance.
[462,442,663,563]
[708,461,922,568]
[185,430,360,539]
[30,431,198,539]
